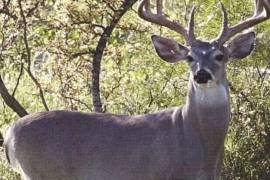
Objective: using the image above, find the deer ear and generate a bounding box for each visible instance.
[151,35,189,63]
[227,32,255,59]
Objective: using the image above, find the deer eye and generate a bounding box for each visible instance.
[215,54,224,61]
[186,55,194,63]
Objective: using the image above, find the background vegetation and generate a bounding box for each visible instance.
[0,0,269,179]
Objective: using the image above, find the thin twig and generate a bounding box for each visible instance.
[0,8,18,20]
[12,59,24,97]
[61,94,92,110]
[26,1,39,17]
[18,0,49,111]
[229,82,255,108]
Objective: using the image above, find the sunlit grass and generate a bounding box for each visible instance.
[0,148,20,180]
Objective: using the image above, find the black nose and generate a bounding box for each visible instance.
[194,69,212,84]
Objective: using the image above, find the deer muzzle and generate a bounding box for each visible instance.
[194,69,212,84]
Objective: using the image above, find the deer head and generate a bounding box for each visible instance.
[138,0,270,87]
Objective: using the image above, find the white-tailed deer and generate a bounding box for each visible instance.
[3,0,270,179]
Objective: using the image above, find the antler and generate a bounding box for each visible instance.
[138,0,197,45]
[217,0,270,45]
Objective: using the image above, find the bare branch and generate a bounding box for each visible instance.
[0,8,17,20]
[12,59,24,97]
[18,0,49,111]
[26,1,40,17]
[71,50,95,59]
[91,0,137,112]
[0,75,28,117]
[61,94,92,111]
[102,0,117,12]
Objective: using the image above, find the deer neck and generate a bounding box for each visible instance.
[181,75,230,167]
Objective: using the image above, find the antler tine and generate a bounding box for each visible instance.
[157,0,162,15]
[255,0,270,16]
[263,0,270,16]
[217,0,270,45]
[255,0,264,16]
[188,6,197,45]
[138,0,193,45]
[215,3,229,45]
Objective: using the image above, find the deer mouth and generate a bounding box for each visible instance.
[194,76,211,84]
[194,70,213,84]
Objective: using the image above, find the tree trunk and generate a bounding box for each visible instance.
[0,76,28,117]
[92,0,138,112]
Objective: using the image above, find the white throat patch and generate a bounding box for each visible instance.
[194,83,229,107]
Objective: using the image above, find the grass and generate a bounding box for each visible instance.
[0,147,20,180]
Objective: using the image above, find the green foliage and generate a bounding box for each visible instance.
[0,0,270,179]
[0,147,19,179]
[222,31,270,179]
